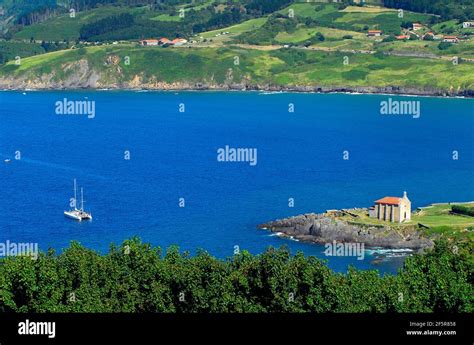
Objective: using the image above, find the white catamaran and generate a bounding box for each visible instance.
[64,179,92,221]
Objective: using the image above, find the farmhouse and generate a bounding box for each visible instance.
[396,35,409,40]
[139,38,188,47]
[171,38,188,46]
[412,23,422,30]
[443,36,459,43]
[368,192,411,223]
[159,37,171,45]
[462,21,474,28]
[140,39,159,46]
[367,30,382,37]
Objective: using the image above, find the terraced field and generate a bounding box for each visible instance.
[199,17,268,42]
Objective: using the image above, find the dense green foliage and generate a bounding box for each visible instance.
[245,0,292,15]
[16,4,65,26]
[191,8,242,34]
[452,205,474,217]
[0,41,68,63]
[383,0,474,21]
[79,13,134,40]
[0,239,472,313]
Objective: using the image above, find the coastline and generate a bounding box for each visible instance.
[1,80,473,98]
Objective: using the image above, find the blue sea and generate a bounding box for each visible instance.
[1,91,473,274]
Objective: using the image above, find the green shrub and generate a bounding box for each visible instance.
[438,42,452,50]
[341,69,368,81]
[1,238,470,313]
[382,35,395,42]
[452,205,474,217]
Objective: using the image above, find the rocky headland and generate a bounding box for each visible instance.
[258,209,434,250]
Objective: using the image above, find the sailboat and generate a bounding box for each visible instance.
[64,179,92,221]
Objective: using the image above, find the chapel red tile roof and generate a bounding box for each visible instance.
[374,197,401,205]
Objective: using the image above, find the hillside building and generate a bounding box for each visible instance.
[140,39,159,46]
[443,36,459,43]
[369,192,411,223]
[367,30,382,37]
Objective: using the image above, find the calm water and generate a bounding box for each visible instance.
[1,91,473,274]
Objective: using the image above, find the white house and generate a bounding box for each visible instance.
[443,36,459,43]
[140,39,159,46]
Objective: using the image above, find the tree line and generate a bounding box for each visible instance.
[383,0,474,21]
[80,13,135,40]
[0,238,472,313]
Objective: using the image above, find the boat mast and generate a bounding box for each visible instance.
[73,178,78,210]
[80,187,84,212]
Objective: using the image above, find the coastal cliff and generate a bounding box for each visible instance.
[258,210,434,250]
[0,67,471,97]
[1,46,473,97]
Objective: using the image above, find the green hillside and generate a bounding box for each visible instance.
[1,44,473,92]
[0,0,473,93]
[235,4,435,46]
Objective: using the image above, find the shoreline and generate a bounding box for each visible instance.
[1,83,473,99]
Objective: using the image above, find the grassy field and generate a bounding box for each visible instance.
[375,39,474,60]
[411,204,474,228]
[313,38,374,51]
[151,13,183,22]
[341,6,395,13]
[199,17,268,42]
[152,0,216,21]
[274,26,365,44]
[278,3,340,20]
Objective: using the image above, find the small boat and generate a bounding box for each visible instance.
[64,179,92,221]
[4,159,11,163]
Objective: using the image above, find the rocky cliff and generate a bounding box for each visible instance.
[0,57,471,97]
